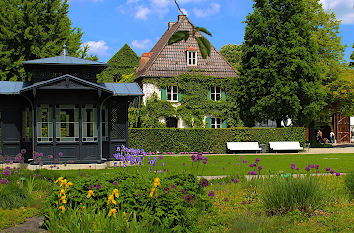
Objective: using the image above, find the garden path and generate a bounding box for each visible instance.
[0,216,46,233]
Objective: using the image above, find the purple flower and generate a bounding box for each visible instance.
[184,194,193,203]
[114,162,117,167]
[58,152,63,157]
[233,178,239,183]
[2,168,11,176]
[163,187,170,193]
[193,158,198,162]
[0,178,9,184]
[315,164,319,170]
[148,168,151,173]
[305,166,311,171]
[197,153,203,160]
[21,149,26,154]
[199,178,209,188]
[316,170,320,174]
[191,155,196,160]
[158,155,164,160]
[112,181,118,185]
[162,162,165,167]
[257,166,263,171]
[208,191,215,198]
[14,170,18,174]
[325,167,331,172]
[330,170,335,174]
[248,170,258,175]
[242,160,248,164]
[290,163,296,169]
[203,157,208,164]
[296,167,299,171]
[239,156,243,159]
[171,185,177,189]
[95,184,102,190]
[336,172,340,176]
[157,170,162,173]
[48,155,53,159]
[255,158,260,163]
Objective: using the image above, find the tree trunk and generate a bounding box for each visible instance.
[276,119,282,128]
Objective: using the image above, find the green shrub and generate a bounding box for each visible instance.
[45,170,211,231]
[345,172,354,199]
[0,183,32,209]
[129,127,305,153]
[261,176,324,215]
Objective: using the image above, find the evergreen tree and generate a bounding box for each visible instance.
[350,43,354,67]
[239,0,324,127]
[0,0,94,81]
[220,44,242,72]
[98,44,139,83]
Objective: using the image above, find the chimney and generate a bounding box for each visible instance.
[178,15,187,22]
[168,22,175,29]
[140,52,152,70]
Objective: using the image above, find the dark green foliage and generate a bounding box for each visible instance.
[45,171,211,231]
[239,0,324,127]
[0,184,32,209]
[345,172,354,199]
[220,44,242,71]
[128,127,305,153]
[168,31,189,45]
[98,44,139,83]
[0,0,94,81]
[350,44,354,67]
[261,176,324,215]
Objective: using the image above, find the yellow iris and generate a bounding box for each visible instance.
[66,181,73,188]
[60,195,67,204]
[87,190,94,198]
[107,194,117,205]
[112,189,119,198]
[108,208,117,218]
[58,205,65,213]
[60,179,67,187]
[59,189,65,196]
[55,177,64,183]
[154,177,160,183]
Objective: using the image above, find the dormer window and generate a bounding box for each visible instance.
[186,46,197,66]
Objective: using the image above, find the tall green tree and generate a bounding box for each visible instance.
[220,44,242,72]
[0,0,94,81]
[350,43,354,67]
[97,44,139,83]
[239,0,324,127]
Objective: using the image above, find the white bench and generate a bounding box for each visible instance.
[227,142,262,153]
[269,141,303,152]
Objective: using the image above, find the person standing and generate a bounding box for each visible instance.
[318,130,323,143]
[330,131,335,144]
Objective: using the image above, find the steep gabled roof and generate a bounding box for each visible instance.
[136,15,237,78]
[22,55,107,66]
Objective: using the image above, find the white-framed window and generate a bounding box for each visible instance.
[22,107,32,142]
[37,105,53,142]
[167,86,178,102]
[187,51,197,66]
[210,87,221,101]
[55,104,79,142]
[211,118,221,128]
[82,104,97,142]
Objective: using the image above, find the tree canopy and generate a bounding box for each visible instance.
[239,0,324,127]
[98,44,139,83]
[220,44,242,72]
[0,0,95,81]
[350,43,354,67]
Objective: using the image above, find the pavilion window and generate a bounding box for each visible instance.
[82,104,97,142]
[37,105,53,142]
[55,104,79,142]
[102,106,108,141]
[22,107,32,141]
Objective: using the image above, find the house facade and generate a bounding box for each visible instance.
[0,46,143,163]
[135,15,238,128]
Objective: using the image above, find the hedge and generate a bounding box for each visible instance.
[128,127,305,154]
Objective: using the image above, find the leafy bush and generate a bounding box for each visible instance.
[261,176,324,215]
[345,172,354,199]
[45,170,211,231]
[129,127,305,153]
[308,140,333,148]
[0,183,32,209]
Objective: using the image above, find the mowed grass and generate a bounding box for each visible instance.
[146,153,354,176]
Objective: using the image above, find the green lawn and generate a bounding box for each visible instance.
[146,153,354,176]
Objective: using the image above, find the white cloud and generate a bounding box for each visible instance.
[181,8,189,16]
[131,39,153,50]
[135,6,151,20]
[151,0,170,8]
[193,2,220,17]
[320,0,354,24]
[82,40,109,56]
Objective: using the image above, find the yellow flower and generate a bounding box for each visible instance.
[66,181,73,188]
[87,190,94,198]
[55,177,64,183]
[112,189,119,198]
[59,189,65,196]
[123,211,126,217]
[60,179,67,187]
[108,208,117,218]
[107,194,117,205]
[154,177,160,183]
[60,195,67,204]
[149,191,154,197]
[58,205,65,213]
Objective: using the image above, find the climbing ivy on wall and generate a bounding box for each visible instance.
[129,73,242,128]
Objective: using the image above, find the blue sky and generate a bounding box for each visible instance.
[68,0,354,63]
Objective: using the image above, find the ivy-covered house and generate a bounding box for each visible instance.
[135,15,238,128]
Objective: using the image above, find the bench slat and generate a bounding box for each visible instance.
[227,142,262,151]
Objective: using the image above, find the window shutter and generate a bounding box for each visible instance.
[222,119,228,128]
[161,88,167,101]
[221,90,226,101]
[178,90,183,102]
[207,88,211,100]
[206,117,211,128]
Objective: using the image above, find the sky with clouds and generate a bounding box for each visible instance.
[68,0,354,63]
